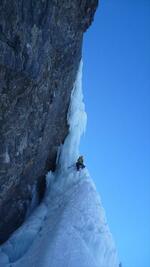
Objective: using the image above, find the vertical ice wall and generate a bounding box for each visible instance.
[58,60,87,171]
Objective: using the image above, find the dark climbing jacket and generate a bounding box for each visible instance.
[76,156,85,171]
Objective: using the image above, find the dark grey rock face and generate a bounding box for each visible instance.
[0,0,98,243]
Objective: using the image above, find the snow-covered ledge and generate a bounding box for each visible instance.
[0,61,119,267]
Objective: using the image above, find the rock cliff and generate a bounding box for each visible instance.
[0,0,98,244]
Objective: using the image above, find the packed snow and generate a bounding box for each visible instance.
[0,61,119,267]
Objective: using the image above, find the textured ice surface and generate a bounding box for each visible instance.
[0,62,119,267]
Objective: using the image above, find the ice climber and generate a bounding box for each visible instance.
[76,156,85,171]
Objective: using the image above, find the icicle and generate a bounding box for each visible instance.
[59,60,87,171]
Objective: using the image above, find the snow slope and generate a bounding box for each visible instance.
[0,62,119,267]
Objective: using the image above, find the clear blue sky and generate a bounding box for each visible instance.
[81,1,150,267]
